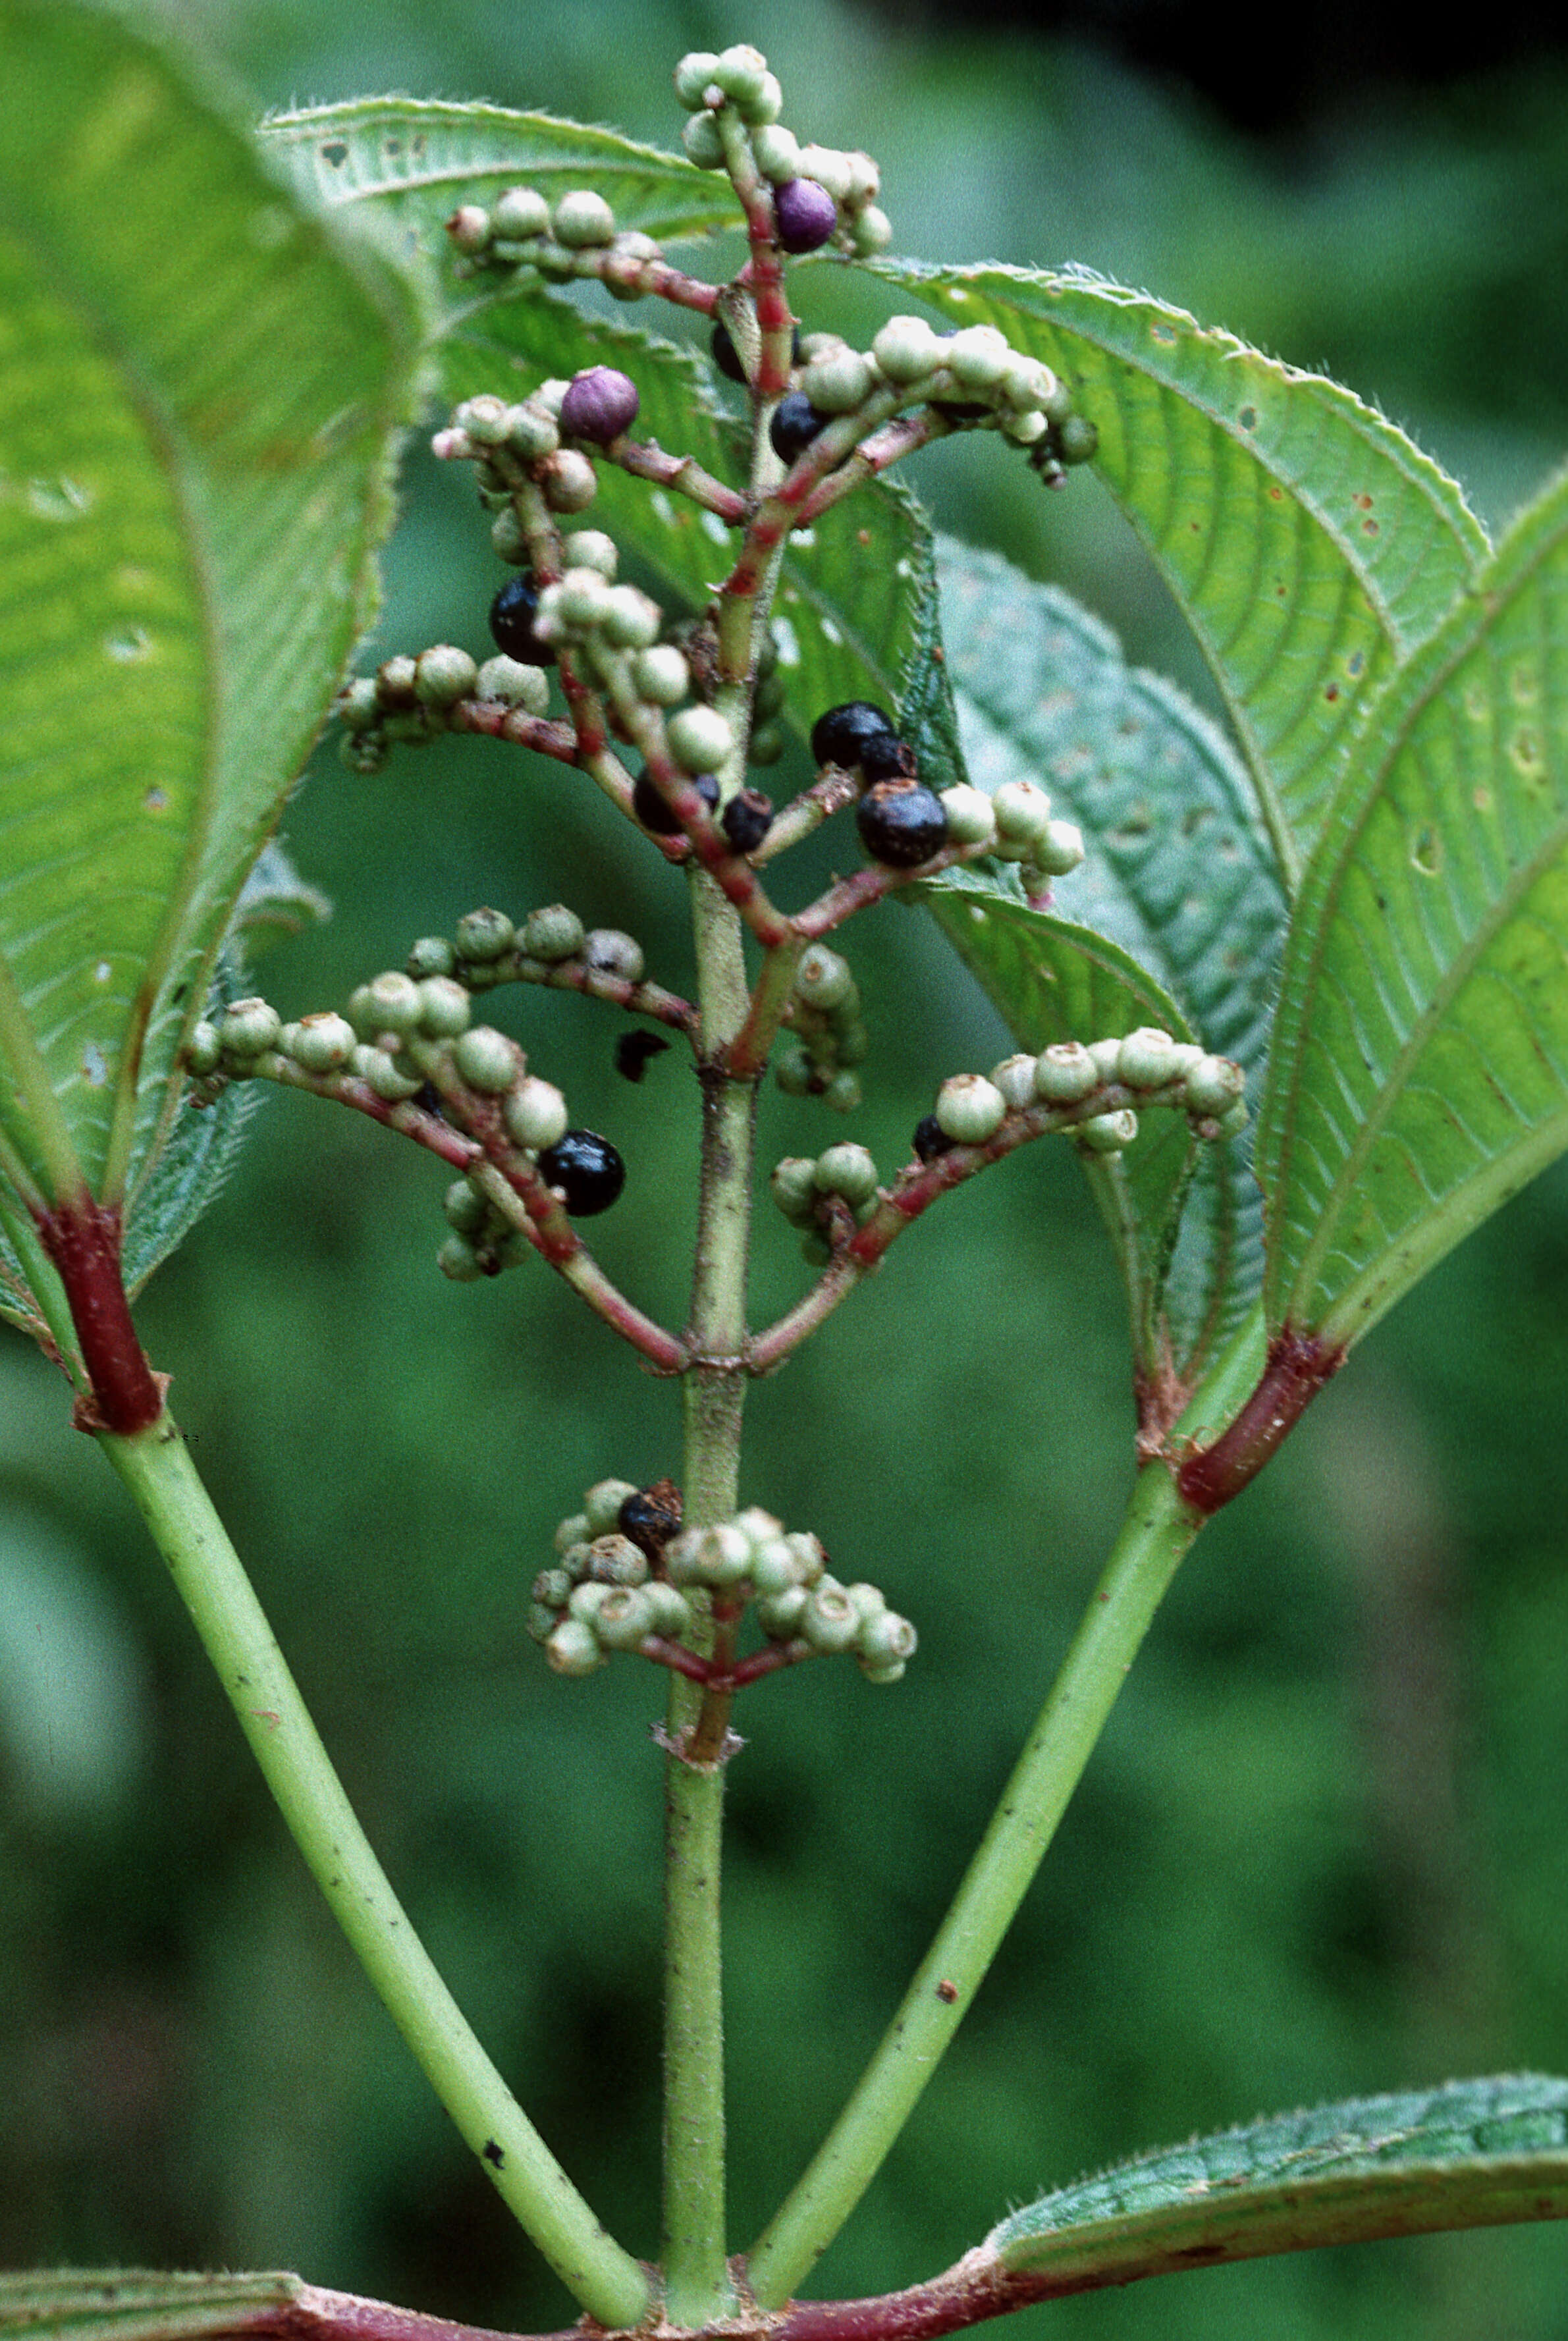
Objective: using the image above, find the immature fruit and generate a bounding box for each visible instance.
[722,788,773,852]
[794,944,854,1009]
[289,1012,356,1074]
[801,1584,861,1655]
[990,1054,1039,1110]
[1056,413,1099,465]
[546,1618,605,1677]
[493,185,550,239]
[1116,1027,1183,1090]
[414,645,478,707]
[553,190,616,248]
[850,207,892,256]
[538,1129,626,1216]
[871,314,943,385]
[634,767,719,835]
[456,905,516,963]
[540,450,598,513]
[630,644,689,706]
[809,700,895,767]
[666,704,733,773]
[416,979,472,1040]
[813,1143,879,1205]
[453,1025,519,1092]
[1078,1107,1140,1153]
[583,1479,642,1536]
[769,392,828,464]
[770,1156,821,1224]
[682,111,727,169]
[774,176,838,253]
[560,365,639,444]
[992,778,1054,850]
[186,1021,222,1077]
[601,585,662,649]
[583,928,646,983]
[475,655,550,713]
[799,348,874,412]
[855,780,948,869]
[751,123,801,183]
[1183,1054,1246,1116]
[504,1076,570,1152]
[1033,1041,1099,1104]
[938,786,997,848]
[489,576,556,665]
[522,904,584,963]
[934,1073,1006,1146]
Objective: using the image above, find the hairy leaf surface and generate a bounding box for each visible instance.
[987,2073,1568,2294]
[873,261,1488,881]
[0,3,418,1254]
[918,541,1286,1384]
[1258,464,1568,1346]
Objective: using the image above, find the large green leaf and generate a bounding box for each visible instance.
[0,4,419,1247]
[984,2073,1568,2298]
[871,261,1488,880]
[260,99,736,323]
[917,541,1287,1387]
[1258,464,1568,1349]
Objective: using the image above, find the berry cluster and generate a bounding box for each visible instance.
[337,639,549,774]
[672,45,890,258]
[770,1141,880,1265]
[446,184,675,306]
[531,1482,917,1687]
[774,944,868,1116]
[922,1027,1247,1164]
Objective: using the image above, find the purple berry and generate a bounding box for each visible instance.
[721,788,774,853]
[860,732,918,783]
[537,1129,625,1216]
[855,780,948,869]
[489,575,556,665]
[769,392,827,464]
[633,767,719,835]
[774,177,838,255]
[809,700,896,767]
[560,365,639,445]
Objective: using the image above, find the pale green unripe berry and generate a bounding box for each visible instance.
[351,970,422,1037]
[999,355,1059,413]
[546,1617,605,1676]
[216,996,279,1058]
[946,325,1012,390]
[757,1587,809,1640]
[631,644,689,706]
[735,1505,784,1549]
[583,928,645,983]
[799,350,874,413]
[1033,819,1085,876]
[595,1586,655,1652]
[643,1582,694,1638]
[532,1567,572,1611]
[774,1044,813,1096]
[749,724,784,764]
[1034,1042,1099,1104]
[583,1478,639,1536]
[437,1232,482,1282]
[454,394,510,444]
[554,566,613,630]
[603,230,662,301]
[785,1530,827,1585]
[770,1156,821,1224]
[417,977,472,1040]
[795,144,853,202]
[1000,408,1049,446]
[490,506,528,563]
[453,1025,519,1092]
[522,903,583,962]
[935,1073,1007,1145]
[682,112,727,170]
[1183,1054,1246,1116]
[751,123,801,182]
[835,1018,871,1067]
[601,585,662,649]
[340,675,382,730]
[446,204,491,254]
[561,529,616,579]
[290,1011,356,1073]
[1057,412,1098,462]
[541,450,598,513]
[406,937,456,981]
[456,906,516,963]
[711,42,770,107]
[188,1020,225,1077]
[566,1582,610,1624]
[823,1069,862,1113]
[814,1143,879,1206]
[504,403,560,459]
[938,785,998,848]
[475,655,550,713]
[553,190,616,248]
[1116,1027,1183,1090]
[795,944,855,1009]
[584,1533,648,1587]
[744,69,784,124]
[492,185,550,239]
[858,1609,917,1667]
[363,1048,423,1102]
[443,1177,488,1235]
[844,1581,887,1623]
[801,1584,861,1655]
[860,1655,907,1685]
[674,50,720,107]
[851,207,892,256]
[1088,1036,1125,1082]
[750,1538,801,1597]
[554,1513,592,1558]
[992,778,1054,848]
[666,704,733,772]
[1078,1107,1139,1153]
[1214,1099,1249,1138]
[414,644,478,707]
[503,1075,569,1152]
[871,314,944,385]
[990,1054,1039,1111]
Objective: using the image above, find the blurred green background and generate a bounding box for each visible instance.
[5,3,1568,2337]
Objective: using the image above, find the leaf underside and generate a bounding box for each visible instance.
[1257,462,1568,1347]
[0,4,419,1259]
[917,539,1287,1383]
[988,2072,1568,2296]
[871,259,1488,882]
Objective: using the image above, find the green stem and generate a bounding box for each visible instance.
[744,1327,1264,2309]
[97,1414,650,2332]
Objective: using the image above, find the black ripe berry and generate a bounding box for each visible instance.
[855,780,949,869]
[861,732,919,783]
[722,788,774,853]
[774,176,838,254]
[537,1129,626,1216]
[770,392,827,465]
[912,1114,958,1163]
[809,700,896,768]
[711,318,801,385]
[618,1478,682,1560]
[489,575,556,666]
[632,767,719,835]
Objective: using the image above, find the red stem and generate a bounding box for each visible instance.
[35,1194,162,1433]
[1175,1327,1345,1516]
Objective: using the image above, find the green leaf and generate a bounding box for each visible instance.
[871,261,1488,880]
[439,294,936,733]
[986,2073,1568,2296]
[0,5,419,1248]
[917,540,1287,1387]
[1258,464,1568,1349]
[0,2270,302,2341]
[259,98,736,322]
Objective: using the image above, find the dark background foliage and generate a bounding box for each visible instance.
[4,5,1568,2338]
